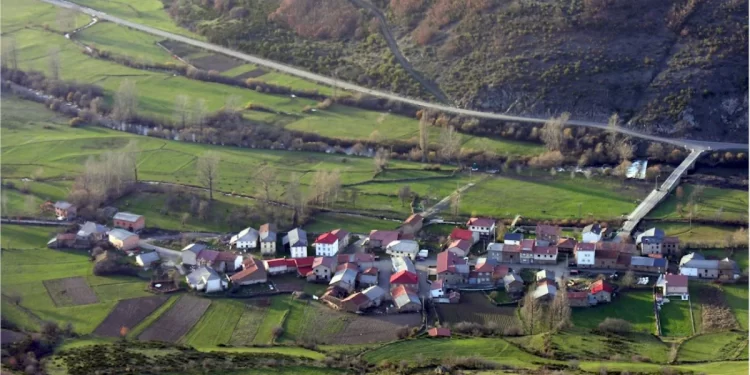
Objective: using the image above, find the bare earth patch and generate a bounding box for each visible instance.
[437,292,521,330]
[93,296,170,337]
[138,296,211,343]
[332,313,421,344]
[696,284,739,332]
[42,277,99,307]
[190,55,243,72]
[235,69,267,80]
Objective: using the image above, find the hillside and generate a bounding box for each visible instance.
[161,0,748,142]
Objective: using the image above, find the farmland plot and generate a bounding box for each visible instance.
[229,304,269,346]
[332,314,421,344]
[93,296,169,337]
[42,277,99,307]
[138,296,211,343]
[437,293,521,330]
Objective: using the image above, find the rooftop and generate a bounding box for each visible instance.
[113,212,142,223]
[467,217,495,228]
[109,228,136,241]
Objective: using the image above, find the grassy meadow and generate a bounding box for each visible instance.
[648,184,748,223]
[571,290,656,334]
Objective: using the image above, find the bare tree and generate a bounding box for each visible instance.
[607,113,620,150]
[520,291,542,335]
[398,185,412,207]
[285,172,306,225]
[310,170,341,207]
[647,143,665,160]
[549,285,572,331]
[613,160,632,183]
[198,200,210,220]
[621,270,635,289]
[173,95,190,128]
[418,114,430,162]
[540,113,569,151]
[438,126,461,163]
[350,189,359,208]
[255,165,277,203]
[122,140,139,182]
[193,98,208,130]
[48,47,61,80]
[617,141,634,162]
[113,80,138,122]
[450,192,461,219]
[196,152,220,200]
[2,37,18,69]
[374,148,389,173]
[675,186,684,200]
[369,130,382,142]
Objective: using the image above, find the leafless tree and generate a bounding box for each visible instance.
[255,165,277,203]
[419,114,430,162]
[617,141,634,162]
[2,37,18,69]
[369,130,382,142]
[607,113,620,150]
[122,140,139,182]
[350,189,359,208]
[450,191,461,219]
[520,291,542,335]
[374,148,389,173]
[438,126,461,163]
[675,186,684,200]
[540,113,569,151]
[113,80,138,122]
[689,184,705,203]
[647,143,665,160]
[48,47,61,80]
[621,270,635,289]
[181,212,190,228]
[549,284,572,331]
[613,160,632,183]
[398,185,412,207]
[196,152,220,200]
[495,222,506,241]
[193,98,208,130]
[173,95,190,128]
[310,170,341,207]
[285,172,306,225]
[198,200,210,220]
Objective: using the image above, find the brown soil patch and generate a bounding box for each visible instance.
[158,40,202,58]
[437,292,521,329]
[93,296,170,337]
[189,55,243,72]
[331,313,421,344]
[42,277,98,307]
[235,68,267,80]
[695,284,739,332]
[137,296,211,343]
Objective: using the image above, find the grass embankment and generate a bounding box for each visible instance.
[678,331,749,363]
[571,290,656,334]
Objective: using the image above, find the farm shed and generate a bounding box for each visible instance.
[136,252,161,269]
[112,212,145,232]
[186,266,225,293]
[108,229,139,251]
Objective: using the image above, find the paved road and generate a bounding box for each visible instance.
[348,0,450,104]
[619,149,703,234]
[421,182,476,218]
[44,0,748,151]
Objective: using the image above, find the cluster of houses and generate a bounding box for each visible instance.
[47,202,145,253]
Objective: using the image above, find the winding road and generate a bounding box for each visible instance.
[44,0,748,151]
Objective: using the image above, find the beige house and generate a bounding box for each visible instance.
[108,228,139,251]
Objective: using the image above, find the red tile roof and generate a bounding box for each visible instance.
[493,265,509,279]
[342,292,370,306]
[230,258,266,283]
[353,253,375,263]
[532,246,558,255]
[285,259,297,268]
[336,262,358,272]
[450,228,474,241]
[331,228,349,241]
[536,224,561,238]
[391,284,410,298]
[215,252,239,262]
[520,239,535,251]
[315,232,338,244]
[265,259,288,268]
[473,260,495,273]
[557,238,577,248]
[665,274,688,288]
[502,244,521,253]
[338,254,353,264]
[436,250,467,274]
[313,256,337,269]
[467,217,494,228]
[575,243,596,252]
[298,266,313,277]
[294,257,315,268]
[447,239,472,251]
[428,328,451,337]
[617,253,633,266]
[567,291,588,300]
[369,230,400,244]
[596,250,619,259]
[390,270,418,284]
[197,249,220,262]
[591,280,615,294]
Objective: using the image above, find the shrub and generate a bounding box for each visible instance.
[69,117,85,127]
[271,326,284,340]
[598,318,632,334]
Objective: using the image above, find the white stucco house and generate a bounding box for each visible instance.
[466,217,496,237]
[582,223,604,243]
[230,227,259,250]
[574,242,595,266]
[283,228,308,258]
[186,266,225,293]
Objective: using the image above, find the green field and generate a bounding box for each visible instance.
[303,213,400,234]
[648,184,748,223]
[655,221,746,248]
[460,174,644,220]
[659,300,694,337]
[76,22,178,64]
[678,331,749,363]
[572,290,656,334]
[183,299,245,348]
[722,284,749,330]
[252,296,291,345]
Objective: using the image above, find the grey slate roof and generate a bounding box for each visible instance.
[583,223,602,235]
[679,253,719,269]
[109,228,136,241]
[260,231,277,242]
[636,227,665,245]
[536,270,555,281]
[394,289,420,309]
[362,285,386,301]
[504,273,523,284]
[186,266,219,285]
[283,228,307,247]
[392,256,416,274]
[231,227,258,243]
[182,243,207,254]
[504,233,523,241]
[113,212,142,223]
[77,221,108,237]
[54,201,74,210]
[137,251,160,265]
[330,268,358,285]
[533,283,557,299]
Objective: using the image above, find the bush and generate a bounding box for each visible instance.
[395,325,410,339]
[502,325,523,336]
[598,318,632,334]
[271,326,284,340]
[69,117,85,127]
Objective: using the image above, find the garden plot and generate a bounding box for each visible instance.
[138,296,211,343]
[190,54,244,72]
[331,314,421,344]
[437,292,521,330]
[235,68,268,80]
[42,277,99,307]
[93,296,170,337]
[229,303,269,346]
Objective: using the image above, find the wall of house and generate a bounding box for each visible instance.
[206,279,223,293]
[438,272,466,285]
[582,233,600,243]
[576,251,595,265]
[641,243,661,255]
[236,240,256,249]
[261,242,276,254]
[316,243,338,256]
[291,246,307,258]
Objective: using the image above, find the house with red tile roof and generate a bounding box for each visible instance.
[336,262,358,272]
[392,285,421,312]
[400,214,424,236]
[264,258,290,275]
[294,257,315,277]
[390,270,418,290]
[574,242,596,266]
[368,230,400,250]
[229,258,267,285]
[446,239,472,257]
[567,291,590,307]
[469,258,495,284]
[520,239,535,264]
[308,256,338,281]
[450,228,478,244]
[466,217,495,238]
[341,292,371,313]
[590,280,615,303]
[535,224,561,243]
[656,274,689,300]
[436,251,469,285]
[532,245,559,264]
[556,238,577,254]
[358,266,379,286]
[314,232,340,257]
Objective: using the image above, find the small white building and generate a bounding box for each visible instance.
[283,228,308,258]
[108,228,139,251]
[386,240,419,260]
[466,217,496,237]
[259,223,277,255]
[582,223,604,243]
[136,251,160,269]
[186,266,225,293]
[230,227,259,250]
[574,242,595,266]
[181,243,207,266]
[314,232,340,256]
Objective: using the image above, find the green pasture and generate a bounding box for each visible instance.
[659,300,694,337]
[76,21,177,64]
[678,331,749,363]
[571,290,656,334]
[649,184,748,223]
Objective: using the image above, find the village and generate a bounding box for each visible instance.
[45,198,743,337]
